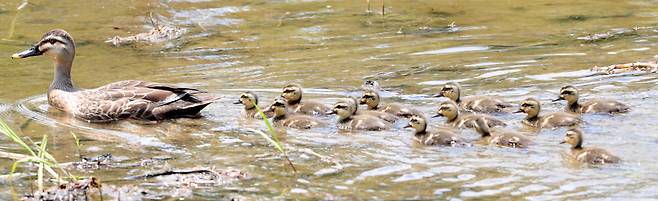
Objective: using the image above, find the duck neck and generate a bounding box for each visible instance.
[49,60,76,92]
[567,101,581,113]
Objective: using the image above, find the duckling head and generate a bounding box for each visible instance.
[345,97,360,114]
[434,100,459,122]
[433,82,461,102]
[281,84,303,105]
[473,117,492,137]
[269,96,289,118]
[235,92,258,110]
[361,80,381,91]
[330,99,354,122]
[553,85,579,104]
[404,115,427,134]
[12,29,76,64]
[516,98,541,119]
[561,128,583,149]
[359,90,381,110]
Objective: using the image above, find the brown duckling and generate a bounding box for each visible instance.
[234,92,273,119]
[359,90,421,118]
[281,84,331,115]
[330,99,391,131]
[434,100,506,128]
[516,98,581,128]
[561,128,621,165]
[405,115,466,146]
[345,97,397,123]
[433,82,512,113]
[553,85,630,114]
[269,96,326,129]
[473,118,531,148]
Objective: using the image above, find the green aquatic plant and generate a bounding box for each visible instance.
[0,119,77,188]
[247,100,297,173]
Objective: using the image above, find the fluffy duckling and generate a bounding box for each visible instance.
[516,98,581,128]
[330,99,391,131]
[553,85,630,114]
[405,115,466,146]
[561,128,621,165]
[434,100,506,128]
[433,82,511,113]
[473,118,531,148]
[234,92,273,119]
[281,84,331,115]
[345,97,397,123]
[359,90,421,118]
[269,97,326,129]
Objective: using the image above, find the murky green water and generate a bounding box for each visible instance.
[1,0,658,199]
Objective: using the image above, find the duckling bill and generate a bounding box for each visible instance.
[553,85,630,114]
[359,90,421,118]
[12,29,218,122]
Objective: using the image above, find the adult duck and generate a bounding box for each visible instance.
[11,29,218,123]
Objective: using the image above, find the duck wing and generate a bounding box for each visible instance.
[71,80,217,122]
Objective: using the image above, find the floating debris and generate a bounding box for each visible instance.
[576,28,636,42]
[25,177,102,201]
[591,61,657,74]
[106,13,186,46]
[127,168,248,188]
[105,25,186,46]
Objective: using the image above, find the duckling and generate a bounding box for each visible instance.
[281,84,331,115]
[345,97,397,123]
[433,82,511,113]
[11,29,217,122]
[233,92,273,119]
[473,118,531,148]
[553,85,630,114]
[405,115,466,146]
[269,97,326,129]
[434,100,506,128]
[361,80,381,91]
[330,99,391,131]
[561,128,621,165]
[516,98,581,128]
[359,90,421,118]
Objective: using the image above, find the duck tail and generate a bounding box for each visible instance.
[152,96,219,119]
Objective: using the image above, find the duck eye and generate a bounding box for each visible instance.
[283,89,294,93]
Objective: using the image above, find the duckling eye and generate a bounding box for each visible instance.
[335,105,346,109]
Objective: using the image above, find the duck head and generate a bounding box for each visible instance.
[330,99,354,122]
[359,90,380,110]
[434,82,461,102]
[516,98,541,119]
[553,85,579,104]
[561,128,583,149]
[235,92,258,110]
[12,29,75,64]
[281,84,303,105]
[434,100,459,122]
[269,96,289,118]
[405,115,427,134]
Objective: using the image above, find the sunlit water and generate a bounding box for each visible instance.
[1,0,658,199]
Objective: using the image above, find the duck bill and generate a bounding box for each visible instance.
[432,114,443,118]
[327,110,337,115]
[433,93,444,98]
[12,46,43,59]
[551,98,563,102]
[403,124,412,128]
[233,100,242,104]
[513,109,524,114]
[559,141,566,144]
